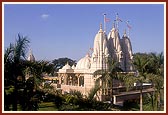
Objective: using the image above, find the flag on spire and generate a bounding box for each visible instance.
[90,47,93,51]
[126,20,132,29]
[105,17,110,22]
[117,18,122,22]
[116,13,123,22]
[127,24,132,29]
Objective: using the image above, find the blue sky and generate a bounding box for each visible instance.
[4,3,164,61]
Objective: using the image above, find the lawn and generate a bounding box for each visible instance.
[38,102,58,111]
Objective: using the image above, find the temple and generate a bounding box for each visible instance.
[56,21,135,103]
[28,15,153,105]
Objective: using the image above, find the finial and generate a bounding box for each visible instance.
[124,29,126,34]
[30,48,32,54]
[113,21,115,28]
[115,12,122,30]
[100,23,102,30]
[28,48,33,56]
[124,29,127,37]
[99,23,103,32]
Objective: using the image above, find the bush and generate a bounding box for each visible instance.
[54,95,63,109]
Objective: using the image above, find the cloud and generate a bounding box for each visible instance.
[41,14,49,19]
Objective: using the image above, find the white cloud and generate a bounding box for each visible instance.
[41,14,49,19]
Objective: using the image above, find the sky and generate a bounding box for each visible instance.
[3,3,165,61]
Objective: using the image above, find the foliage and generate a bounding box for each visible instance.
[4,34,55,111]
[87,84,101,101]
[52,57,76,72]
[93,58,122,98]
[132,52,164,111]
[123,99,139,111]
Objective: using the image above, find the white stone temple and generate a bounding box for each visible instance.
[28,17,154,104]
[57,22,134,101]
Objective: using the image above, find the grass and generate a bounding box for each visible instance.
[38,106,57,111]
[38,102,58,111]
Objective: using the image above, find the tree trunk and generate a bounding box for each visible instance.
[12,78,17,111]
[154,91,158,111]
[157,91,161,110]
[140,83,143,111]
[151,92,154,111]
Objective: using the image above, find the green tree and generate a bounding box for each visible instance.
[93,58,122,102]
[4,34,30,110]
[147,52,164,110]
[131,52,164,111]
[52,58,76,72]
[117,53,151,111]
[133,54,151,111]
[20,60,55,110]
[4,34,55,111]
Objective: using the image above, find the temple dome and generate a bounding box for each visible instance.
[62,63,72,69]
[92,23,108,57]
[75,54,91,69]
[72,65,76,69]
[108,23,116,39]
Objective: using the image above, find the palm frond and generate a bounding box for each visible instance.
[14,34,30,61]
[87,84,101,101]
[4,43,14,63]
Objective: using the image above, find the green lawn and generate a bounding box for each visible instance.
[38,102,58,111]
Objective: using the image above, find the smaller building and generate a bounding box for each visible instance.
[27,49,35,62]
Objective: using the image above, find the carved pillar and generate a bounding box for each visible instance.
[63,74,68,85]
[76,74,80,87]
[70,76,72,85]
[78,77,80,86]
[58,73,61,84]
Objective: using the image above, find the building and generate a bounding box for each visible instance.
[27,49,35,62]
[57,21,135,103]
[29,17,153,105]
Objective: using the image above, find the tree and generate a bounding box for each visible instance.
[117,53,151,111]
[131,52,164,111]
[4,34,30,110]
[147,52,164,110]
[19,60,55,110]
[93,58,122,102]
[133,54,151,111]
[52,58,76,72]
[4,34,55,111]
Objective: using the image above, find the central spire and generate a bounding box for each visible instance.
[112,21,115,28]
[100,23,102,29]
[99,23,103,33]
[124,29,127,37]
[103,13,106,33]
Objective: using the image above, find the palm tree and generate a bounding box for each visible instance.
[122,52,164,111]
[93,58,121,102]
[4,34,55,110]
[87,83,101,101]
[146,73,163,111]
[24,60,54,91]
[133,54,151,111]
[20,60,55,110]
[4,34,30,110]
[147,52,164,110]
[4,43,14,87]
